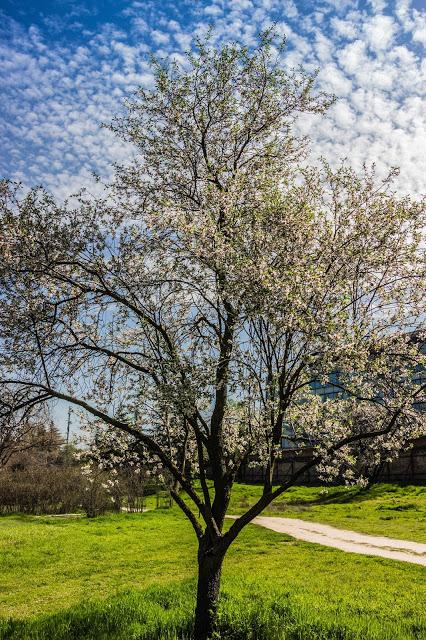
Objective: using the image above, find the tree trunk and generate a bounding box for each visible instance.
[193,536,226,640]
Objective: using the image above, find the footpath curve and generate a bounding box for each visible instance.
[228,516,426,566]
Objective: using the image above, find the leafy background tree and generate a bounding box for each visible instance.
[0,32,425,639]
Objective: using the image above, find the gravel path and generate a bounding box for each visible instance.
[230,516,426,566]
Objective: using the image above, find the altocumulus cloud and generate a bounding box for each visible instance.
[0,0,425,199]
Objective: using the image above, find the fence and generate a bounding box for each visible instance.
[238,436,426,485]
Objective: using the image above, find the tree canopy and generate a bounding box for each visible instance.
[1,33,425,639]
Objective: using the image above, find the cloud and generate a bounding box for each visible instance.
[0,0,425,199]
[369,0,388,11]
[204,4,223,16]
[151,29,171,45]
[363,14,397,50]
[330,16,360,40]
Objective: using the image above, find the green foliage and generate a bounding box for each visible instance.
[0,500,425,639]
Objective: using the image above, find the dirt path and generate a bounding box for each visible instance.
[229,516,426,566]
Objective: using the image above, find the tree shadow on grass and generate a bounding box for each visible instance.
[272,483,426,509]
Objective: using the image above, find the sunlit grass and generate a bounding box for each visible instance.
[228,482,426,542]
[0,501,425,639]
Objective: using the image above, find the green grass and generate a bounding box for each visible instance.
[1,579,424,640]
[228,482,426,542]
[0,505,425,639]
[0,510,192,618]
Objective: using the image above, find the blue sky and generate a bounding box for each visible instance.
[1,0,425,433]
[1,0,425,201]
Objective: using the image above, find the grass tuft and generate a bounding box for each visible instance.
[0,581,425,640]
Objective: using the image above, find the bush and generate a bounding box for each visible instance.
[0,464,85,515]
[0,423,161,517]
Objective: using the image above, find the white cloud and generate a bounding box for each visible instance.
[338,40,368,75]
[320,0,354,13]
[204,4,223,16]
[412,13,426,46]
[318,63,353,96]
[314,31,334,62]
[280,0,299,20]
[174,31,193,51]
[395,0,412,27]
[330,16,359,40]
[369,0,387,11]
[0,0,425,200]
[363,14,397,51]
[331,101,356,127]
[132,17,148,32]
[151,29,170,45]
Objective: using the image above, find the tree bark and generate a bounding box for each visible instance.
[193,535,226,640]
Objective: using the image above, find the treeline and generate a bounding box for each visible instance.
[0,423,155,516]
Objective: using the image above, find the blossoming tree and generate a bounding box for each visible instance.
[1,33,426,639]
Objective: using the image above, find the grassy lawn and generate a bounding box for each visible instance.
[0,503,425,639]
[229,482,426,542]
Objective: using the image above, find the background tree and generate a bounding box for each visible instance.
[0,392,52,468]
[0,417,83,515]
[0,33,425,639]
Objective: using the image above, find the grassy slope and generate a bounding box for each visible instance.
[0,507,425,639]
[228,482,426,542]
